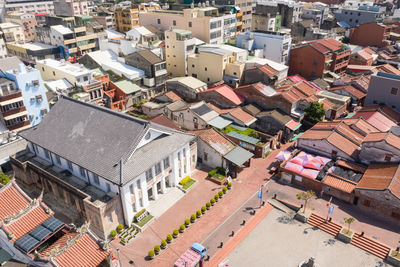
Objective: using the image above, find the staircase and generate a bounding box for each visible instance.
[307,213,342,236]
[351,233,390,259]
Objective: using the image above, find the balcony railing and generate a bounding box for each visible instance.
[0,92,22,102]
[2,106,26,118]
[8,120,30,131]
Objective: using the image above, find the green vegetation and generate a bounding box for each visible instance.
[227,182,232,188]
[206,202,211,208]
[182,179,196,190]
[135,215,153,227]
[173,229,179,237]
[148,250,155,258]
[296,190,316,213]
[166,234,173,242]
[391,250,400,259]
[222,186,227,193]
[154,245,160,253]
[221,125,259,138]
[179,176,191,185]
[134,209,147,220]
[208,167,226,181]
[117,224,124,232]
[191,214,196,221]
[128,111,148,119]
[304,102,326,125]
[343,217,356,235]
[161,240,167,248]
[218,191,223,197]
[110,230,117,238]
[180,224,185,231]
[0,172,10,185]
[196,210,201,217]
[184,219,190,226]
[201,206,206,213]
[214,194,219,201]
[210,198,216,205]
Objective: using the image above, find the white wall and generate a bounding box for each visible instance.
[298,139,354,162]
[197,138,223,169]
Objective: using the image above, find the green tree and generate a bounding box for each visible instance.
[304,101,326,124]
[0,172,10,185]
[296,190,316,213]
[343,217,356,235]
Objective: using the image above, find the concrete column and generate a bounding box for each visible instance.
[51,182,59,200]
[141,180,149,207]
[133,187,140,212]
[63,190,69,206]
[152,183,158,200]
[161,176,166,193]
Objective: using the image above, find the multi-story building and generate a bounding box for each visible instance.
[139,6,239,44]
[289,38,350,80]
[12,96,196,238]
[0,32,7,59]
[251,12,282,32]
[236,30,291,64]
[165,29,204,77]
[0,58,49,130]
[4,0,54,18]
[254,0,303,28]
[6,42,60,65]
[54,0,89,16]
[188,44,247,85]
[214,0,254,32]
[0,22,24,43]
[349,22,392,48]
[114,3,160,33]
[333,6,385,28]
[5,12,37,41]
[92,8,115,29]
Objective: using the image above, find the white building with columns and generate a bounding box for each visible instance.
[17,96,196,229]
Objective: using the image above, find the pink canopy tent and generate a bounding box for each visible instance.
[275,150,291,161]
[284,162,304,174]
[301,168,319,179]
[303,161,322,170]
[290,157,306,165]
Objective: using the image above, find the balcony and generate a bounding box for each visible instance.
[2,106,27,119]
[78,43,96,51]
[8,120,30,131]
[69,47,78,54]
[64,38,76,45]
[0,92,23,106]
[76,34,97,42]
[74,26,86,33]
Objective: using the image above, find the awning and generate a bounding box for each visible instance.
[345,112,355,118]
[337,21,351,28]
[285,120,302,131]
[290,132,304,141]
[208,116,232,129]
[224,146,254,166]
[226,131,260,145]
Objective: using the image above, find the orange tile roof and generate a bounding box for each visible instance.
[319,98,334,111]
[311,42,331,54]
[342,118,380,134]
[54,233,111,267]
[165,91,182,102]
[294,82,317,96]
[190,128,235,155]
[207,103,233,114]
[201,84,244,105]
[357,163,400,191]
[329,85,366,99]
[324,175,356,193]
[375,63,400,75]
[6,204,53,241]
[326,132,360,156]
[258,64,278,76]
[0,181,30,220]
[390,173,400,199]
[40,229,77,257]
[149,114,180,130]
[357,50,373,61]
[363,47,376,55]
[364,132,400,149]
[229,107,255,124]
[299,130,332,140]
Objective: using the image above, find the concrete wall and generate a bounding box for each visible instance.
[365,74,400,113]
[360,140,400,164]
[188,52,233,84]
[334,9,382,27]
[289,45,327,79]
[297,138,355,162]
[196,137,223,169]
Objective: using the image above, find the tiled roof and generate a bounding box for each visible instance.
[329,85,366,99]
[357,163,400,191]
[342,118,380,134]
[336,159,367,173]
[229,107,256,124]
[324,175,357,193]
[258,64,278,76]
[375,64,400,75]
[364,132,400,149]
[299,130,331,140]
[357,50,373,61]
[0,181,30,220]
[190,128,235,156]
[326,131,360,156]
[201,84,244,105]
[311,42,331,54]
[319,98,334,111]
[294,82,317,96]
[353,106,399,132]
[363,47,376,55]
[40,229,77,257]
[208,103,234,115]
[54,233,111,267]
[319,38,342,51]
[149,114,180,131]
[165,91,182,102]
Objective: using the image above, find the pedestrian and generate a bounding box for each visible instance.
[242,220,246,225]
[220,242,223,248]
[231,230,234,236]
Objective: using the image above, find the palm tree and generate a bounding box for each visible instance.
[296,190,316,213]
[343,217,356,235]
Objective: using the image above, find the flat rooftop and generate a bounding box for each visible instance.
[8,42,57,51]
[37,59,91,77]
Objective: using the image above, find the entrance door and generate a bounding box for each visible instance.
[157,181,162,194]
[147,187,153,200]
[353,196,359,205]
[166,176,171,187]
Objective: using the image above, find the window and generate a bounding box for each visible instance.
[136,179,141,189]
[204,152,208,161]
[115,204,119,215]
[107,212,112,222]
[192,64,195,68]
[178,152,181,160]
[80,167,86,178]
[313,60,318,66]
[391,87,398,95]
[189,22,192,27]
[93,174,100,184]
[157,19,160,24]
[331,150,338,157]
[311,71,316,77]
[155,162,162,175]
[184,164,187,173]
[44,149,50,159]
[385,154,392,162]
[179,112,184,118]
[183,148,186,156]
[392,212,400,220]
[173,20,176,26]
[178,168,181,177]
[193,117,198,123]
[67,160,73,171]
[55,155,61,165]
[83,76,88,82]
[106,183,111,192]
[53,71,55,76]
[130,184,134,194]
[163,157,170,169]
[146,168,153,181]
[205,67,207,71]
[363,199,371,207]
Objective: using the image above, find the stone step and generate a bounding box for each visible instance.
[268,199,296,215]
[307,214,341,236]
[351,234,390,259]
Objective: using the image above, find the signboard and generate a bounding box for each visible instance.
[258,189,262,199]
[328,205,334,214]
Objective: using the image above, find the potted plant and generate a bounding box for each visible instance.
[218,191,223,198]
[117,224,124,233]
[179,224,185,233]
[227,182,232,189]
[214,194,219,202]
[191,214,196,223]
[210,198,216,206]
[222,186,227,194]
[206,202,211,210]
[161,240,167,249]
[338,217,356,243]
[173,229,179,238]
[201,206,206,214]
[196,210,201,218]
[110,230,117,239]
[154,245,161,255]
[148,250,155,259]
[184,219,190,227]
[166,234,173,243]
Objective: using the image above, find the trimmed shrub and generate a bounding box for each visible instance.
[154,245,160,253]
[222,186,227,193]
[201,206,206,213]
[179,176,191,186]
[110,230,117,238]
[210,198,216,205]
[134,208,147,220]
[218,191,223,197]
[227,182,232,188]
[117,224,124,232]
[208,167,225,177]
[166,234,173,242]
[148,250,155,258]
[180,224,185,231]
[196,210,201,217]
[206,202,211,208]
[184,219,190,226]
[191,214,196,221]
[173,229,179,237]
[0,172,10,185]
[214,194,219,200]
[161,240,167,248]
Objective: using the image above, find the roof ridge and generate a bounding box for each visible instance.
[387,164,400,198]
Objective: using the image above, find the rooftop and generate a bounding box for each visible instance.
[0,22,21,29]
[167,76,207,90]
[37,59,91,77]
[50,25,74,35]
[190,128,235,156]
[7,42,57,51]
[200,84,244,105]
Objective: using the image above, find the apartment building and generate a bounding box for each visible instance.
[5,12,37,41]
[12,96,196,238]
[333,6,385,27]
[54,0,89,16]
[188,44,246,85]
[114,3,160,33]
[254,0,303,28]
[165,29,204,77]
[289,38,350,79]
[92,8,115,29]
[214,0,254,32]
[4,0,54,17]
[0,22,24,43]
[0,58,49,130]
[349,22,392,48]
[6,42,60,65]
[236,30,292,64]
[139,7,239,44]
[0,32,7,59]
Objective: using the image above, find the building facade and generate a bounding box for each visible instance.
[349,22,392,48]
[0,22,24,43]
[54,0,89,16]
[5,12,37,42]
[6,42,60,65]
[4,0,54,17]
[114,3,160,33]
[254,1,303,28]
[333,6,385,27]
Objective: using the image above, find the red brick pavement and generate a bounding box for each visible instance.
[207,203,274,267]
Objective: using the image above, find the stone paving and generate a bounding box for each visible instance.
[146,186,185,219]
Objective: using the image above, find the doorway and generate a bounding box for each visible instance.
[157,181,162,194]
[147,187,153,200]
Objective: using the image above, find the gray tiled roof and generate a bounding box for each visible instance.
[19,96,194,185]
[0,56,22,73]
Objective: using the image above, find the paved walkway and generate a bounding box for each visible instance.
[146,186,185,218]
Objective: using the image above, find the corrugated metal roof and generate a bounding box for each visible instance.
[208,116,232,129]
[223,146,254,166]
[226,131,260,145]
